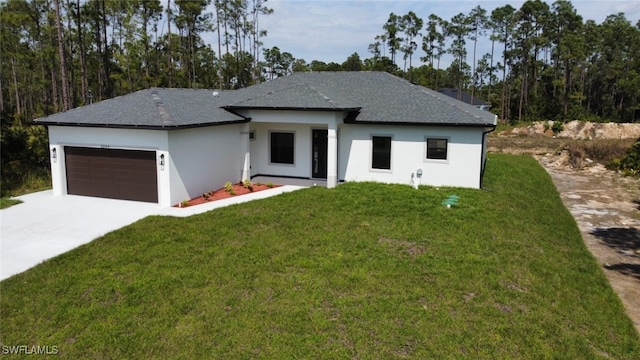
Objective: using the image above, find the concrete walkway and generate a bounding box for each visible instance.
[0,185,305,281]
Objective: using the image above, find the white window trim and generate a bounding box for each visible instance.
[424,136,450,164]
[268,130,296,166]
[370,134,393,172]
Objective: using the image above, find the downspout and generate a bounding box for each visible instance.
[479,115,498,189]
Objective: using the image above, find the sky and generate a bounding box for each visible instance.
[198,0,640,69]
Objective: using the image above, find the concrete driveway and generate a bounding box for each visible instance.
[0,186,306,281]
[0,191,161,281]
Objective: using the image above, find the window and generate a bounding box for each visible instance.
[427,138,448,160]
[270,132,294,164]
[372,136,391,170]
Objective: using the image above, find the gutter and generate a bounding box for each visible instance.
[34,118,251,131]
[479,115,498,189]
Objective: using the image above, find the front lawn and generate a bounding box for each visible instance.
[1,154,638,358]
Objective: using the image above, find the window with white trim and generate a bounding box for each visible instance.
[426,138,448,160]
[372,136,392,170]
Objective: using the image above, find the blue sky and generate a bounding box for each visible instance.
[199,0,640,68]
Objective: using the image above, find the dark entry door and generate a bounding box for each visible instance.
[65,146,158,203]
[312,129,328,179]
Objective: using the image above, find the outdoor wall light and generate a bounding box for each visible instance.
[159,154,165,170]
[416,168,423,178]
[51,148,57,163]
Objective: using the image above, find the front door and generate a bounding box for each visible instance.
[312,129,328,179]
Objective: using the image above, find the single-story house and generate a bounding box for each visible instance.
[438,88,490,110]
[36,72,497,207]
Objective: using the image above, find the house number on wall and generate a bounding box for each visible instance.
[100,144,110,149]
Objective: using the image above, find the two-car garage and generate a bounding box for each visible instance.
[64,147,158,203]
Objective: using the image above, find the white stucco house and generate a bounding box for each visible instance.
[35,72,497,207]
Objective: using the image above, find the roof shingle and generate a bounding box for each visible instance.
[35,72,496,128]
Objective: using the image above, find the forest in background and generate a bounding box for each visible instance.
[1,0,639,196]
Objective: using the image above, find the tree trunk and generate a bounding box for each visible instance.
[216,2,223,89]
[51,67,59,112]
[167,0,172,87]
[101,0,111,98]
[471,29,478,105]
[501,39,507,121]
[76,0,88,104]
[65,0,76,107]
[93,0,104,99]
[54,0,70,111]
[11,57,21,119]
[488,38,495,107]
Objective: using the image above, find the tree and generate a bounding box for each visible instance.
[467,5,487,105]
[342,52,363,71]
[383,13,401,65]
[400,11,422,80]
[490,4,517,121]
[514,0,550,121]
[174,0,213,88]
[262,46,293,79]
[422,14,447,89]
[447,12,472,100]
[53,0,70,110]
[292,58,308,72]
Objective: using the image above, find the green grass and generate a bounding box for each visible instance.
[1,154,638,358]
[0,197,22,209]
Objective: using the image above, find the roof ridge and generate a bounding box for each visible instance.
[229,83,306,105]
[307,84,342,108]
[150,89,173,125]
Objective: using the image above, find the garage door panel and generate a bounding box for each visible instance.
[65,147,158,203]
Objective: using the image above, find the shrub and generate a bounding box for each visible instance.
[608,138,640,177]
[266,182,274,188]
[566,140,633,169]
[224,181,233,192]
[243,179,251,188]
[551,121,564,134]
[181,200,189,207]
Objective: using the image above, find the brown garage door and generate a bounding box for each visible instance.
[65,147,158,203]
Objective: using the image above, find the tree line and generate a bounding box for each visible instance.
[362,1,639,124]
[2,0,639,124]
[1,0,639,195]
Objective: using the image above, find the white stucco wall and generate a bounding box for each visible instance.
[338,124,484,189]
[167,124,245,205]
[48,124,246,207]
[47,126,171,205]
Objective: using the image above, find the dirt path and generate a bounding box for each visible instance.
[536,155,640,334]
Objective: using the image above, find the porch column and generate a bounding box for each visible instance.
[241,123,251,182]
[327,120,337,188]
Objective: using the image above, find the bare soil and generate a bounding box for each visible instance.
[489,122,640,334]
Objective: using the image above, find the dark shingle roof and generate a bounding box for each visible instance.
[35,88,247,128]
[228,72,496,126]
[437,88,489,107]
[35,72,496,128]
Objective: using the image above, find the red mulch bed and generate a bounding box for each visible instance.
[174,182,281,208]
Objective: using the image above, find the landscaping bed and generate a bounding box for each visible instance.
[175,181,281,207]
